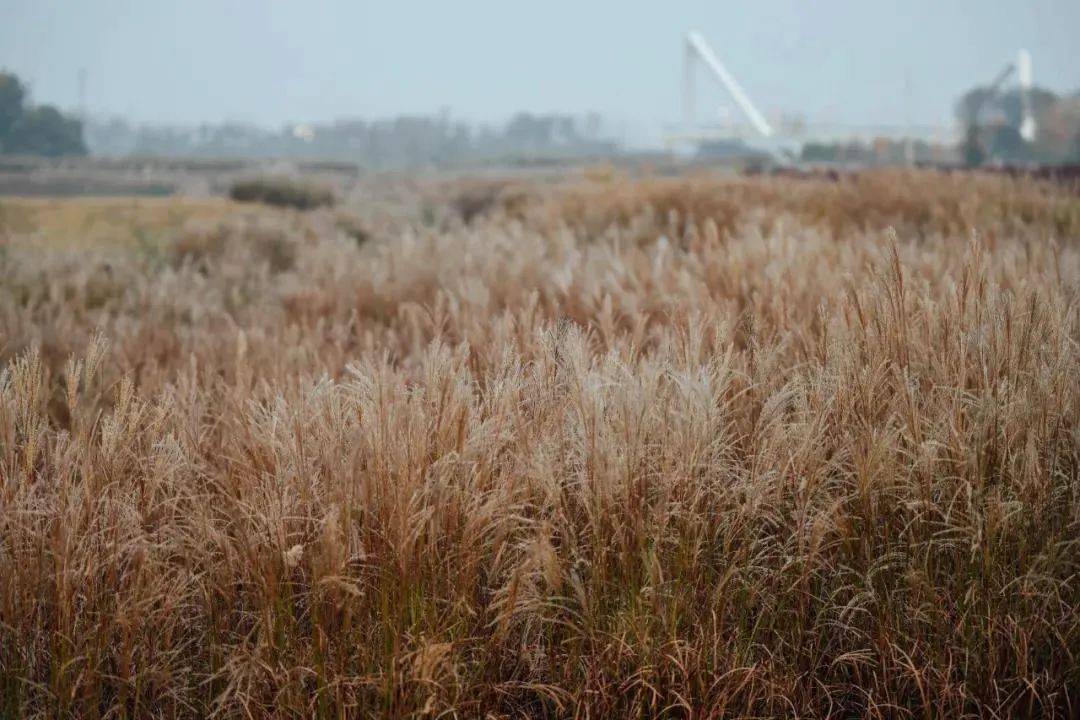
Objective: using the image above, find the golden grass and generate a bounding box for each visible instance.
[0,197,267,249]
[0,170,1078,718]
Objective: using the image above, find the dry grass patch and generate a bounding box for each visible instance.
[0,171,1078,718]
[0,197,248,249]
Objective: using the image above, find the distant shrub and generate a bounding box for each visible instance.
[334,212,371,246]
[228,176,335,210]
[451,181,533,225]
[452,182,506,224]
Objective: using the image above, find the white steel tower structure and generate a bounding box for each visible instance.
[683,31,774,139]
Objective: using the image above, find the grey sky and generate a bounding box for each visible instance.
[2,0,1077,144]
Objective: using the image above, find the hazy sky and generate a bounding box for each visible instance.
[2,0,1078,144]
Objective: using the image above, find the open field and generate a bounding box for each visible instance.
[1,169,1078,718]
[0,197,248,250]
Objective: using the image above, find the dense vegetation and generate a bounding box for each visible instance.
[0,170,1078,718]
[0,71,86,157]
[229,176,336,210]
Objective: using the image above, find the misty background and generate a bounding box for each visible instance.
[1,0,1078,166]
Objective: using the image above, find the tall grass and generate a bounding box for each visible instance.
[0,170,1078,718]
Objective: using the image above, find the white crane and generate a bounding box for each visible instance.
[683,31,773,139]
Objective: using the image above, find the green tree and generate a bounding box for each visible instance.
[988,125,1026,162]
[0,71,27,146]
[962,125,986,168]
[6,105,87,157]
[956,86,1059,128]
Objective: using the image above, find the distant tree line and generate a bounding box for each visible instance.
[86,111,616,169]
[0,71,87,157]
[800,138,945,166]
[799,85,1080,168]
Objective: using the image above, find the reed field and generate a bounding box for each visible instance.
[0,169,1078,718]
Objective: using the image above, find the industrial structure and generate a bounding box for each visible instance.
[966,49,1037,141]
[666,30,978,159]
